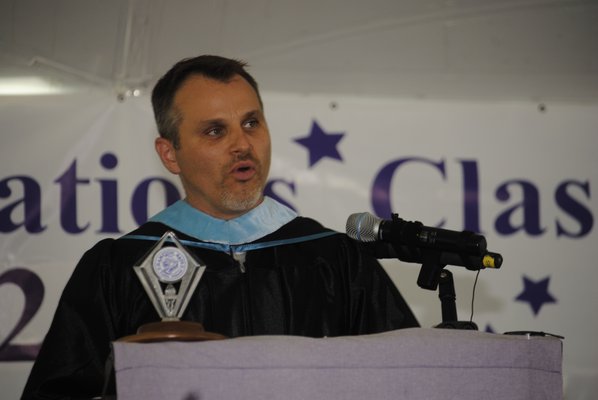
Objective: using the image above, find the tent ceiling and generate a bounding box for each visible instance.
[1,0,596,101]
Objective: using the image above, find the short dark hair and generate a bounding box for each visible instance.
[151,55,263,148]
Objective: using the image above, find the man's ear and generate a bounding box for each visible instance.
[155,137,181,174]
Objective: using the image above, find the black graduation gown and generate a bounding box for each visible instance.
[22,216,418,399]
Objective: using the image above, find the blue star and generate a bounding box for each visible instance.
[294,120,345,168]
[515,275,557,316]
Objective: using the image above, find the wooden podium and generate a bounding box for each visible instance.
[111,328,562,400]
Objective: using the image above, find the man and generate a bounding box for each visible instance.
[22,55,418,399]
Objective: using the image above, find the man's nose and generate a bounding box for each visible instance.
[230,127,252,153]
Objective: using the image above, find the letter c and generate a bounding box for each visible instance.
[371,157,446,218]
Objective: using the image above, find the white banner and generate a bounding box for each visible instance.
[1,92,597,398]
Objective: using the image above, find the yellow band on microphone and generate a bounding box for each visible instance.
[482,254,496,268]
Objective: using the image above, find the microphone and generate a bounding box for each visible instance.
[346,212,502,270]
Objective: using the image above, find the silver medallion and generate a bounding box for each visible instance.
[152,247,189,283]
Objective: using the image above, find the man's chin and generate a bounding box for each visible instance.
[221,191,263,214]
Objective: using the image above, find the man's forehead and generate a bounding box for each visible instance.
[172,74,262,122]
[175,74,258,104]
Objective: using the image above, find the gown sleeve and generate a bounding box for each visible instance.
[21,239,118,400]
[343,236,419,333]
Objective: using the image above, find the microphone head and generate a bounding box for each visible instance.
[345,212,382,242]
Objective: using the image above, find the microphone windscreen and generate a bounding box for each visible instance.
[346,212,382,242]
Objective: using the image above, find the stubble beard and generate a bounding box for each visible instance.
[219,156,266,214]
[220,181,264,213]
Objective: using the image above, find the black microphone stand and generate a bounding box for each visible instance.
[433,269,478,330]
[412,248,478,330]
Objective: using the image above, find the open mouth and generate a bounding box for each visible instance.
[231,161,256,180]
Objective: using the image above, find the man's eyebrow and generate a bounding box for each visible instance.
[196,118,226,129]
[243,109,264,119]
[193,110,264,130]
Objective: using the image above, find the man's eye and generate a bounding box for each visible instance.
[205,127,224,136]
[243,119,259,129]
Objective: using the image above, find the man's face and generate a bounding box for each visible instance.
[155,74,271,220]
